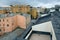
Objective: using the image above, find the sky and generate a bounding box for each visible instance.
[0,0,60,8]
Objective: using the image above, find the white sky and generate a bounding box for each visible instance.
[0,0,60,8]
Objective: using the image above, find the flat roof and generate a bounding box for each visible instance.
[0,13,30,18]
[0,13,16,18]
[0,28,24,40]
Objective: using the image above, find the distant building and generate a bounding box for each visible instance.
[19,5,30,13]
[10,5,20,13]
[37,7,46,13]
[10,5,31,13]
[31,8,38,19]
[0,7,10,14]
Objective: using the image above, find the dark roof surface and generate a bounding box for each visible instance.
[36,11,60,40]
[16,11,60,40]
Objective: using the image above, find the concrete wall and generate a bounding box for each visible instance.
[32,21,51,32]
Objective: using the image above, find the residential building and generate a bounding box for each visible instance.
[0,13,31,35]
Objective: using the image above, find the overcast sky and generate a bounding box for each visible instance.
[0,0,60,8]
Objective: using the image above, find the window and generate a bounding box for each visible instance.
[7,19,8,22]
[27,12,30,14]
[0,24,1,26]
[0,20,1,22]
[12,23,14,26]
[3,19,4,22]
[7,24,9,27]
[3,24,5,26]
[20,8,22,10]
[0,29,1,31]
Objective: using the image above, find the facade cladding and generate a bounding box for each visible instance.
[0,13,31,35]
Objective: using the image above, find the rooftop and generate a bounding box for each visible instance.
[0,13,30,18]
[0,13,16,18]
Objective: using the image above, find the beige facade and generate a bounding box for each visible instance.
[40,7,46,13]
[20,5,30,13]
[0,15,17,33]
[10,5,30,13]
[0,27,4,36]
[0,7,10,14]
[31,8,38,19]
[0,10,7,14]
[10,5,19,13]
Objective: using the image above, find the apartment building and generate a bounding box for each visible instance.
[0,13,31,35]
[0,7,10,14]
[0,9,7,14]
[10,5,20,13]
[20,5,30,13]
[31,8,38,19]
[10,5,30,13]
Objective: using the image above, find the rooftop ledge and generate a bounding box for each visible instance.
[25,21,56,40]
